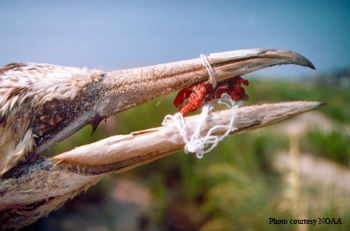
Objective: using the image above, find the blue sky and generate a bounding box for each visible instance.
[1,0,349,78]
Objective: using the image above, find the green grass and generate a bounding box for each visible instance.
[246,79,349,123]
[129,78,349,230]
[45,78,350,230]
[306,128,350,166]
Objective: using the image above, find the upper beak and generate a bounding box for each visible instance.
[99,48,315,117]
[208,48,315,81]
[35,48,315,155]
[0,48,320,230]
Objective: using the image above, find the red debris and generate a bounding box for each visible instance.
[173,76,249,116]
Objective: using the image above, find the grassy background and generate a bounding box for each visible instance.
[36,77,349,230]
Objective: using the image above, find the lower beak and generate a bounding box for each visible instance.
[0,49,319,229]
[36,48,315,155]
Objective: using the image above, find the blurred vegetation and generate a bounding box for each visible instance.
[246,79,349,123]
[306,128,350,166]
[43,77,349,230]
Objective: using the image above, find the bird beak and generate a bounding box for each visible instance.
[100,48,315,117]
[54,48,316,169]
[207,48,315,81]
[0,48,320,230]
[35,48,315,155]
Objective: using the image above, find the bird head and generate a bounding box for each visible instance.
[0,48,318,229]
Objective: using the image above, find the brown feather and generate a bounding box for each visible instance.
[0,63,104,176]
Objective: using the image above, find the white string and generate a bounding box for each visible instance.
[162,54,242,158]
[162,93,241,159]
[188,93,242,158]
[163,112,189,144]
[200,54,217,88]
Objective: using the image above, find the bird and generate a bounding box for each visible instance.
[0,49,317,229]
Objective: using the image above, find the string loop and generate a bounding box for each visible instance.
[200,54,217,88]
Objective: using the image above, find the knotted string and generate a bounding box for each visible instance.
[162,54,242,158]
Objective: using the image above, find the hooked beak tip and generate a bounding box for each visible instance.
[208,48,316,81]
[260,48,316,70]
[306,60,316,70]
